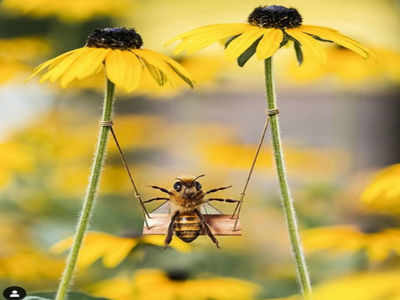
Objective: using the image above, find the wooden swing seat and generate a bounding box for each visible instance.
[142,213,241,236]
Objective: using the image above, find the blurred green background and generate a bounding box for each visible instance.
[1,1,400,299]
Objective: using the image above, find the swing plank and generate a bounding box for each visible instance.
[142,214,241,236]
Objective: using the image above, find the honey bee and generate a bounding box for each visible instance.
[144,174,239,248]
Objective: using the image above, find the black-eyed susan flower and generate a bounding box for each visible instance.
[51,232,191,269]
[302,224,400,262]
[2,0,135,22]
[91,269,259,300]
[31,27,193,92]
[167,5,371,66]
[167,6,372,296]
[361,164,400,215]
[32,28,193,300]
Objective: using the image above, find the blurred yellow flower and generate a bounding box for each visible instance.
[199,142,349,177]
[276,271,400,300]
[91,269,259,300]
[51,231,191,269]
[0,37,51,61]
[167,5,371,67]
[2,0,135,22]
[0,218,32,254]
[7,110,164,163]
[31,27,193,92]
[303,225,400,262]
[287,45,400,85]
[0,140,34,187]
[310,271,400,300]
[0,58,30,84]
[0,250,64,282]
[361,164,400,215]
[0,37,51,84]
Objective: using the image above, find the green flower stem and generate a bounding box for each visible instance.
[55,79,115,300]
[264,57,312,299]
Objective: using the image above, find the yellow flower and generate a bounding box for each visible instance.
[310,271,400,300]
[199,142,349,178]
[0,37,51,85]
[167,5,371,67]
[361,164,400,215]
[51,231,191,269]
[0,140,34,188]
[302,225,400,262]
[0,37,51,61]
[31,27,193,92]
[0,218,32,254]
[67,55,225,98]
[91,269,259,300]
[2,0,135,22]
[0,249,64,282]
[276,271,400,300]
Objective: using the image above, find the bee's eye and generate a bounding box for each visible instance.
[173,182,182,192]
[195,181,202,191]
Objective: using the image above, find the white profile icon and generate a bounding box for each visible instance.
[10,290,20,298]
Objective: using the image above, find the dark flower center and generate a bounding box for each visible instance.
[87,27,143,50]
[166,269,190,281]
[358,215,399,234]
[248,5,302,29]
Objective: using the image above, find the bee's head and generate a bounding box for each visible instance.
[173,174,204,199]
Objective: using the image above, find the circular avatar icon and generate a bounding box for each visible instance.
[3,286,26,300]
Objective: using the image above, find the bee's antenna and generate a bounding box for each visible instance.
[193,174,205,181]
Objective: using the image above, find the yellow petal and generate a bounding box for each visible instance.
[76,241,108,269]
[76,48,109,80]
[153,52,194,87]
[166,23,252,46]
[120,51,143,92]
[142,235,192,252]
[40,48,88,83]
[60,48,109,88]
[134,49,180,86]
[256,29,283,60]
[300,25,372,59]
[286,29,326,63]
[102,238,138,268]
[29,48,79,80]
[105,50,126,89]
[169,23,254,55]
[225,28,265,60]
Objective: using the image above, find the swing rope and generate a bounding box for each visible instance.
[232,109,279,231]
[100,121,150,229]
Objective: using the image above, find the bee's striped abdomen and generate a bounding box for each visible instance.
[174,212,201,243]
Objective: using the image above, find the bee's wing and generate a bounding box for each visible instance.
[200,202,223,215]
[150,200,170,214]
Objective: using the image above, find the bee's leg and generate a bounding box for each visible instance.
[194,209,220,249]
[204,186,232,195]
[206,198,240,204]
[164,211,179,248]
[143,197,169,203]
[150,185,173,196]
